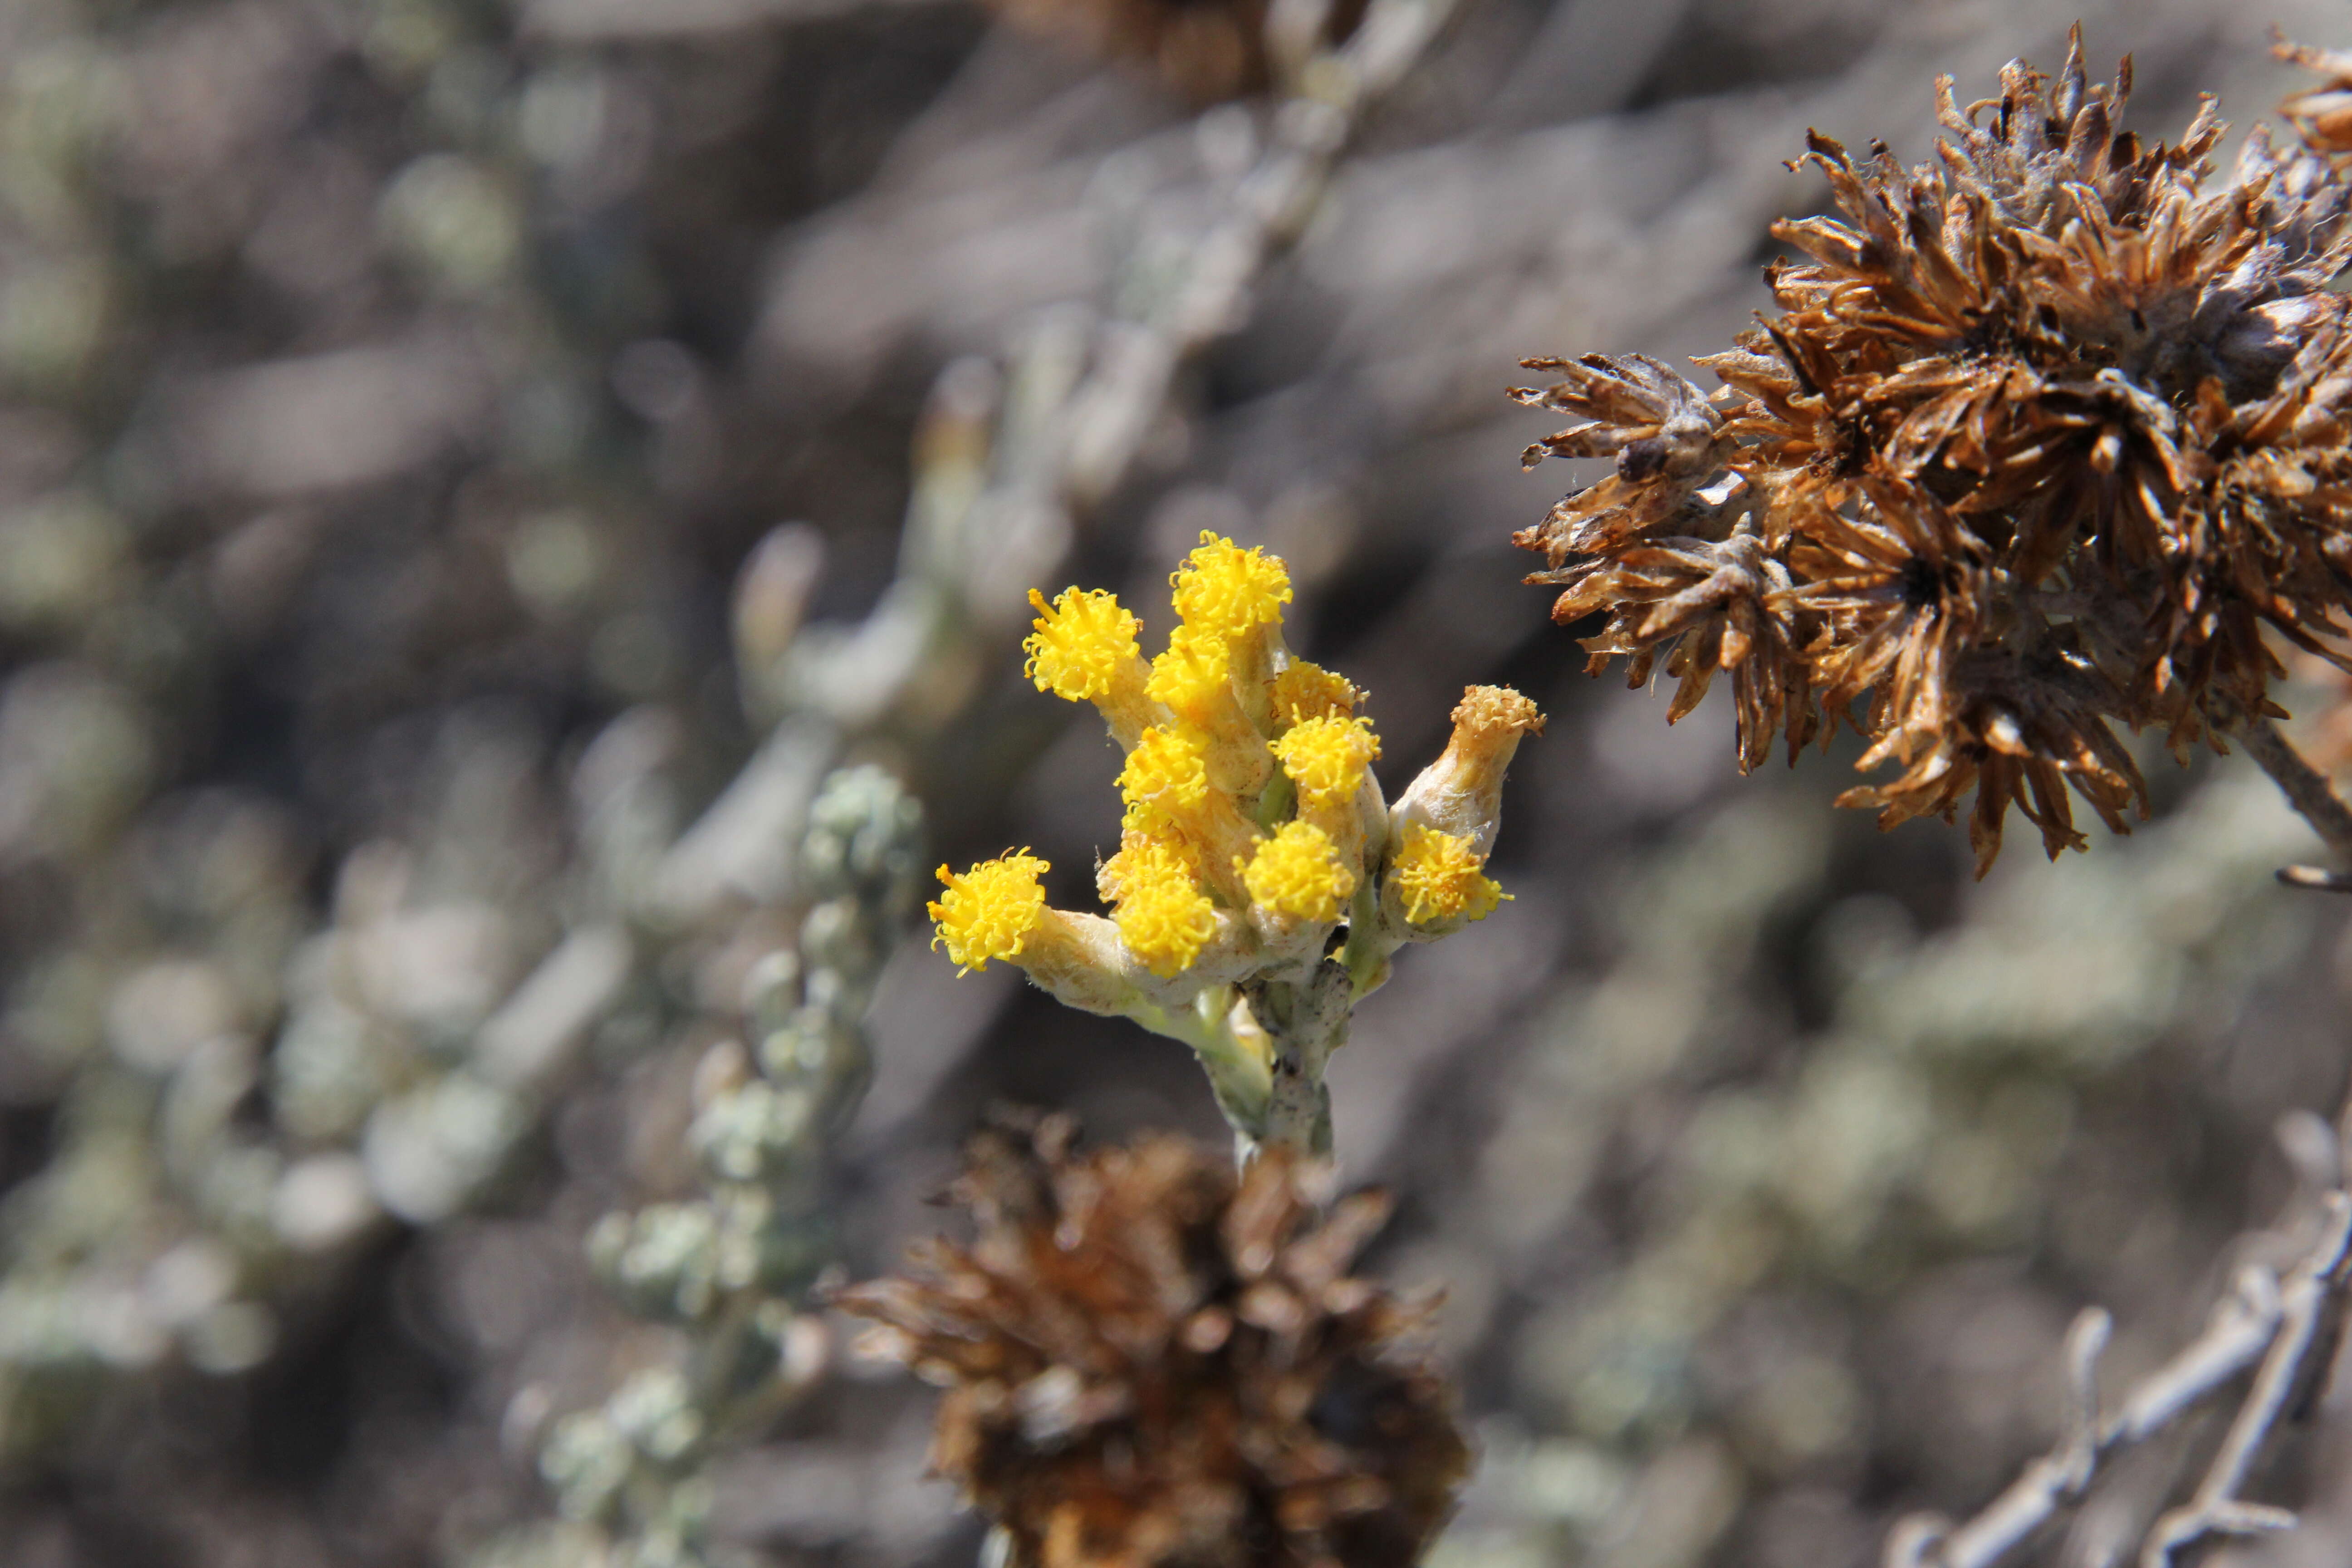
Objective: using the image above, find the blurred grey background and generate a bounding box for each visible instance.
[0,0,2349,1563]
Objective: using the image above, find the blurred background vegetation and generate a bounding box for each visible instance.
[1,0,2350,1563]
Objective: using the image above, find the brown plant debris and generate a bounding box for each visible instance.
[835,1113,1470,1568]
[1514,24,2352,874]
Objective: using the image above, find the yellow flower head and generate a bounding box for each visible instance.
[1108,842,1220,978]
[1118,725,1211,816]
[1452,685,1545,741]
[1270,662,1361,726]
[1171,532,1291,642]
[1240,821,1355,924]
[1392,824,1508,925]
[1024,588,1141,703]
[1272,716,1380,810]
[930,852,1050,973]
[1144,624,1233,720]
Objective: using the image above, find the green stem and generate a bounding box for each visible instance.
[1126,989,1274,1138]
[1339,880,1397,999]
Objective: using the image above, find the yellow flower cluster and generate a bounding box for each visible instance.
[1273,717,1379,810]
[1392,824,1508,926]
[1169,534,1292,642]
[929,852,1049,973]
[931,535,1542,1077]
[1241,821,1354,923]
[1144,625,1231,718]
[1022,588,1139,703]
[1269,662,1360,726]
[1100,838,1220,977]
[1117,726,1210,817]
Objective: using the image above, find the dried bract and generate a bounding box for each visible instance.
[837,1116,1470,1568]
[1516,26,2352,873]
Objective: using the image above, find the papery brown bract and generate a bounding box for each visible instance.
[835,1114,1469,1568]
[1515,24,2352,872]
[2278,33,2352,157]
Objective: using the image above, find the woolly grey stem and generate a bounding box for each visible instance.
[2239,720,2352,888]
[1248,960,1349,1155]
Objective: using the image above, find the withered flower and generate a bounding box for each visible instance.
[1515,26,2352,872]
[836,1114,1469,1568]
[2278,33,2352,157]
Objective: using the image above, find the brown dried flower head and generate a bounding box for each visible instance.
[836,1114,1469,1568]
[985,0,1367,102]
[1515,25,2352,874]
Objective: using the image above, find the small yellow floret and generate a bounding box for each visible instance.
[1117,725,1210,815]
[1170,532,1292,641]
[1024,588,1141,703]
[1240,821,1355,924]
[929,852,1050,973]
[1393,824,1508,925]
[1108,843,1219,978]
[1270,662,1360,726]
[1144,625,1232,717]
[1272,716,1380,809]
[1098,828,1188,899]
[1452,685,1545,739]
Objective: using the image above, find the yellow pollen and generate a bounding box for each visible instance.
[1272,716,1380,810]
[1117,726,1210,816]
[928,852,1050,973]
[1170,532,1292,641]
[1144,625,1233,719]
[1107,842,1220,978]
[1393,824,1508,925]
[1270,662,1361,726]
[1023,588,1141,704]
[1240,821,1355,924]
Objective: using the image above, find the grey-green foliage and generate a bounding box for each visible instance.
[0,0,674,1471]
[537,765,922,1568]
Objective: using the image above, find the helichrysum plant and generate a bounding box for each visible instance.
[1513,26,2352,875]
[929,533,1542,1152]
[836,1112,1469,1568]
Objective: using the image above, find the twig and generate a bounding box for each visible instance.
[1886,1117,2352,1568]
[1910,1309,2113,1568]
[2139,1193,2352,1568]
[2237,719,2352,890]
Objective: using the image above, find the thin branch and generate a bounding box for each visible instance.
[2238,719,2352,889]
[1886,1117,2352,1568]
[2139,1194,2352,1568]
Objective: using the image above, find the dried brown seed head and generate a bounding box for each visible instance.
[836,1115,1470,1568]
[1514,25,2352,872]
